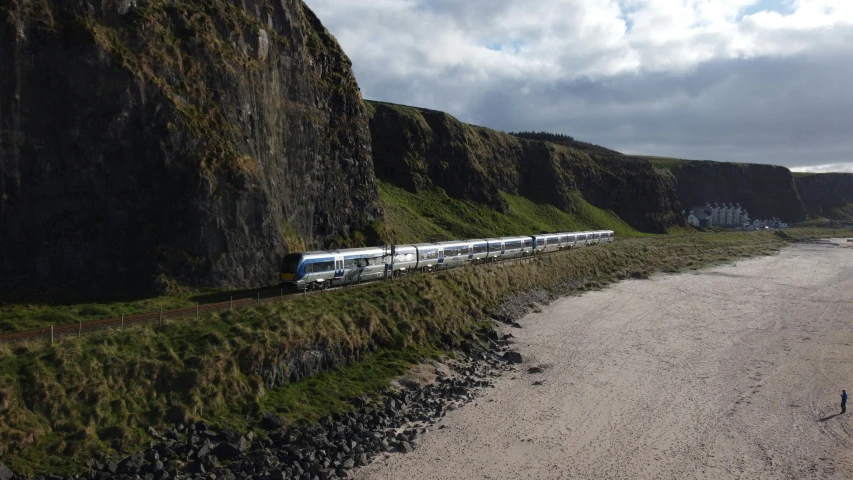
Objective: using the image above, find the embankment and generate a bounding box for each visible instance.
[0,233,786,475]
[366,101,685,234]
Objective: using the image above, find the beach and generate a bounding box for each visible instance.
[356,240,853,480]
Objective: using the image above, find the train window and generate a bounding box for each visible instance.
[307,260,334,273]
[547,237,558,245]
[593,233,600,239]
[568,235,576,242]
[578,235,586,240]
[523,239,533,247]
[559,235,568,242]
[536,238,545,246]
[473,244,487,254]
[506,241,522,250]
[419,250,438,260]
[281,254,302,273]
[368,255,385,266]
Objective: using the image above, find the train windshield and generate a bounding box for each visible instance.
[281,253,303,273]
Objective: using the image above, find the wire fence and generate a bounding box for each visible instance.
[0,243,596,346]
[0,288,310,345]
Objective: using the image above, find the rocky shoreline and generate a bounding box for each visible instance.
[1,327,521,480]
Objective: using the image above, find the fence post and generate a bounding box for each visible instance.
[159,307,163,327]
[257,292,260,306]
[197,302,199,318]
[50,326,54,345]
[303,287,307,298]
[121,314,124,331]
[78,321,82,339]
[280,288,283,303]
[230,297,233,310]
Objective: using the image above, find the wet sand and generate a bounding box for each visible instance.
[357,241,853,480]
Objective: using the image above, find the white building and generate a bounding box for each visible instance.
[691,202,750,227]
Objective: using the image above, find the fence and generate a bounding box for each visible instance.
[0,287,309,345]
[0,242,594,346]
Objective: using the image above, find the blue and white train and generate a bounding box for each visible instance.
[279,230,615,290]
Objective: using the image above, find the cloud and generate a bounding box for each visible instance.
[304,0,853,167]
[791,163,853,174]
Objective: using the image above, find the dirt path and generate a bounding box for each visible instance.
[356,242,853,480]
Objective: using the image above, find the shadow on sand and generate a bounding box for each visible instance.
[818,413,843,422]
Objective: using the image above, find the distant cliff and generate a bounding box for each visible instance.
[663,161,806,222]
[795,173,853,221]
[367,101,684,233]
[0,0,381,296]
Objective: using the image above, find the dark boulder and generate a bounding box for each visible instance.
[502,351,523,364]
[261,412,285,431]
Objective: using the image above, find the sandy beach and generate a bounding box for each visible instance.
[356,240,853,480]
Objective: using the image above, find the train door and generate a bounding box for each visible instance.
[468,244,474,260]
[438,247,445,264]
[334,258,344,279]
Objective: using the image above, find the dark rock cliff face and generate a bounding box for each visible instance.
[667,161,806,222]
[367,101,684,233]
[795,173,853,221]
[0,0,381,296]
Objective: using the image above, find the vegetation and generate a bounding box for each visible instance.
[508,130,623,156]
[0,232,790,475]
[378,182,642,244]
[777,227,853,241]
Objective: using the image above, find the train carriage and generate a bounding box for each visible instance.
[469,239,489,263]
[499,236,528,259]
[436,240,472,269]
[485,238,504,261]
[389,245,418,275]
[413,243,441,272]
[532,234,562,253]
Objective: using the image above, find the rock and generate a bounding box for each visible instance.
[237,435,251,452]
[527,366,544,374]
[341,458,354,470]
[187,461,206,474]
[197,444,211,460]
[261,412,284,431]
[0,465,13,480]
[214,442,242,459]
[399,441,413,453]
[502,351,523,364]
[511,322,523,329]
[104,461,118,474]
[154,445,174,459]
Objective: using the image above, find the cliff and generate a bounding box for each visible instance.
[0,0,381,296]
[795,173,853,221]
[659,160,807,222]
[367,101,684,233]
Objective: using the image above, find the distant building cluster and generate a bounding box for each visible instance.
[688,203,749,227]
[687,202,787,230]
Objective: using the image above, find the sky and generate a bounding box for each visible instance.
[303,0,853,173]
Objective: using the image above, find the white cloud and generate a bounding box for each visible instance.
[304,0,853,166]
[791,163,853,173]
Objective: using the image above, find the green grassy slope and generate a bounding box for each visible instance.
[379,182,642,244]
[0,232,788,475]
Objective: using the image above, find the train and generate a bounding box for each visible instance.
[279,230,614,290]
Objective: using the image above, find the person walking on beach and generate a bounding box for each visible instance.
[842,390,848,414]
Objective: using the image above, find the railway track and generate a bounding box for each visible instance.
[0,243,604,346]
